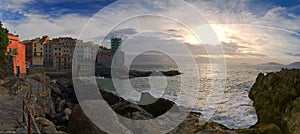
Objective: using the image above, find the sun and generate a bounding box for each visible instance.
[182,24,235,45]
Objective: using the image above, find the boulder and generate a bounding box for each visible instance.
[36,117,58,134]
[56,78,71,88]
[249,69,300,133]
[28,73,50,86]
[138,93,175,118]
[67,104,107,134]
[51,87,62,98]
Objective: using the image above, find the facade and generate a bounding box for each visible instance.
[44,41,53,67]
[22,36,49,66]
[110,36,122,52]
[23,40,33,66]
[7,34,26,76]
[96,49,114,67]
[51,37,78,70]
[73,42,98,76]
[96,37,124,67]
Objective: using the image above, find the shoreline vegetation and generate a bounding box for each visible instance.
[0,68,299,133]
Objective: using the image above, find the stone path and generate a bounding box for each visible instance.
[0,86,27,133]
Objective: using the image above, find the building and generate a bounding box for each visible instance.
[110,36,122,52]
[7,34,26,76]
[73,41,98,76]
[51,37,78,70]
[96,37,124,68]
[44,40,53,67]
[22,36,50,67]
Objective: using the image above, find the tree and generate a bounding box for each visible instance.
[0,21,9,58]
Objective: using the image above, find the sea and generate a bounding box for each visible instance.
[96,64,298,129]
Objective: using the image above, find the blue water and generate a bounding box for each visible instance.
[97,64,293,129]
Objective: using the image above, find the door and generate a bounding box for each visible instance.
[16,66,20,76]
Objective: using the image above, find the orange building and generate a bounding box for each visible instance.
[7,34,26,76]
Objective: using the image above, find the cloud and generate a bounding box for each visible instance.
[1,0,300,64]
[3,14,89,40]
[286,53,300,57]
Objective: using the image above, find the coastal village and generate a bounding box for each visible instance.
[5,33,124,77]
[0,18,300,134]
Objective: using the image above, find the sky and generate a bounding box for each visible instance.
[1,0,300,65]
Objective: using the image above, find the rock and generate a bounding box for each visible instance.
[56,100,67,113]
[67,104,107,134]
[249,69,300,133]
[112,102,153,119]
[28,73,50,86]
[169,113,235,134]
[160,70,182,76]
[51,87,62,98]
[56,78,71,88]
[55,108,72,127]
[138,92,175,118]
[36,117,58,134]
[45,99,56,119]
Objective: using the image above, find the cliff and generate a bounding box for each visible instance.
[238,69,300,134]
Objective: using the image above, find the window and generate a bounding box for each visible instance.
[9,41,12,44]
[40,48,43,51]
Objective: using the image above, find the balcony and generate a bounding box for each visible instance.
[7,48,18,56]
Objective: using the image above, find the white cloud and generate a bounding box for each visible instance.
[2,0,300,64]
[4,14,89,40]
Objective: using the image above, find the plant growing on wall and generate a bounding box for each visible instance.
[0,21,9,59]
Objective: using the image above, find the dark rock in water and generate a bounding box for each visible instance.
[246,69,300,134]
[128,70,182,78]
[112,102,153,120]
[95,65,181,78]
[138,92,175,118]
[160,70,182,76]
[99,88,122,105]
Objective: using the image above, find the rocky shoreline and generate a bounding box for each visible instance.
[0,69,300,133]
[95,65,181,78]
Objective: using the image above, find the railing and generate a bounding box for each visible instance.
[22,84,41,134]
[22,99,41,134]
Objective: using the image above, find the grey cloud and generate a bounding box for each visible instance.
[286,53,300,57]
